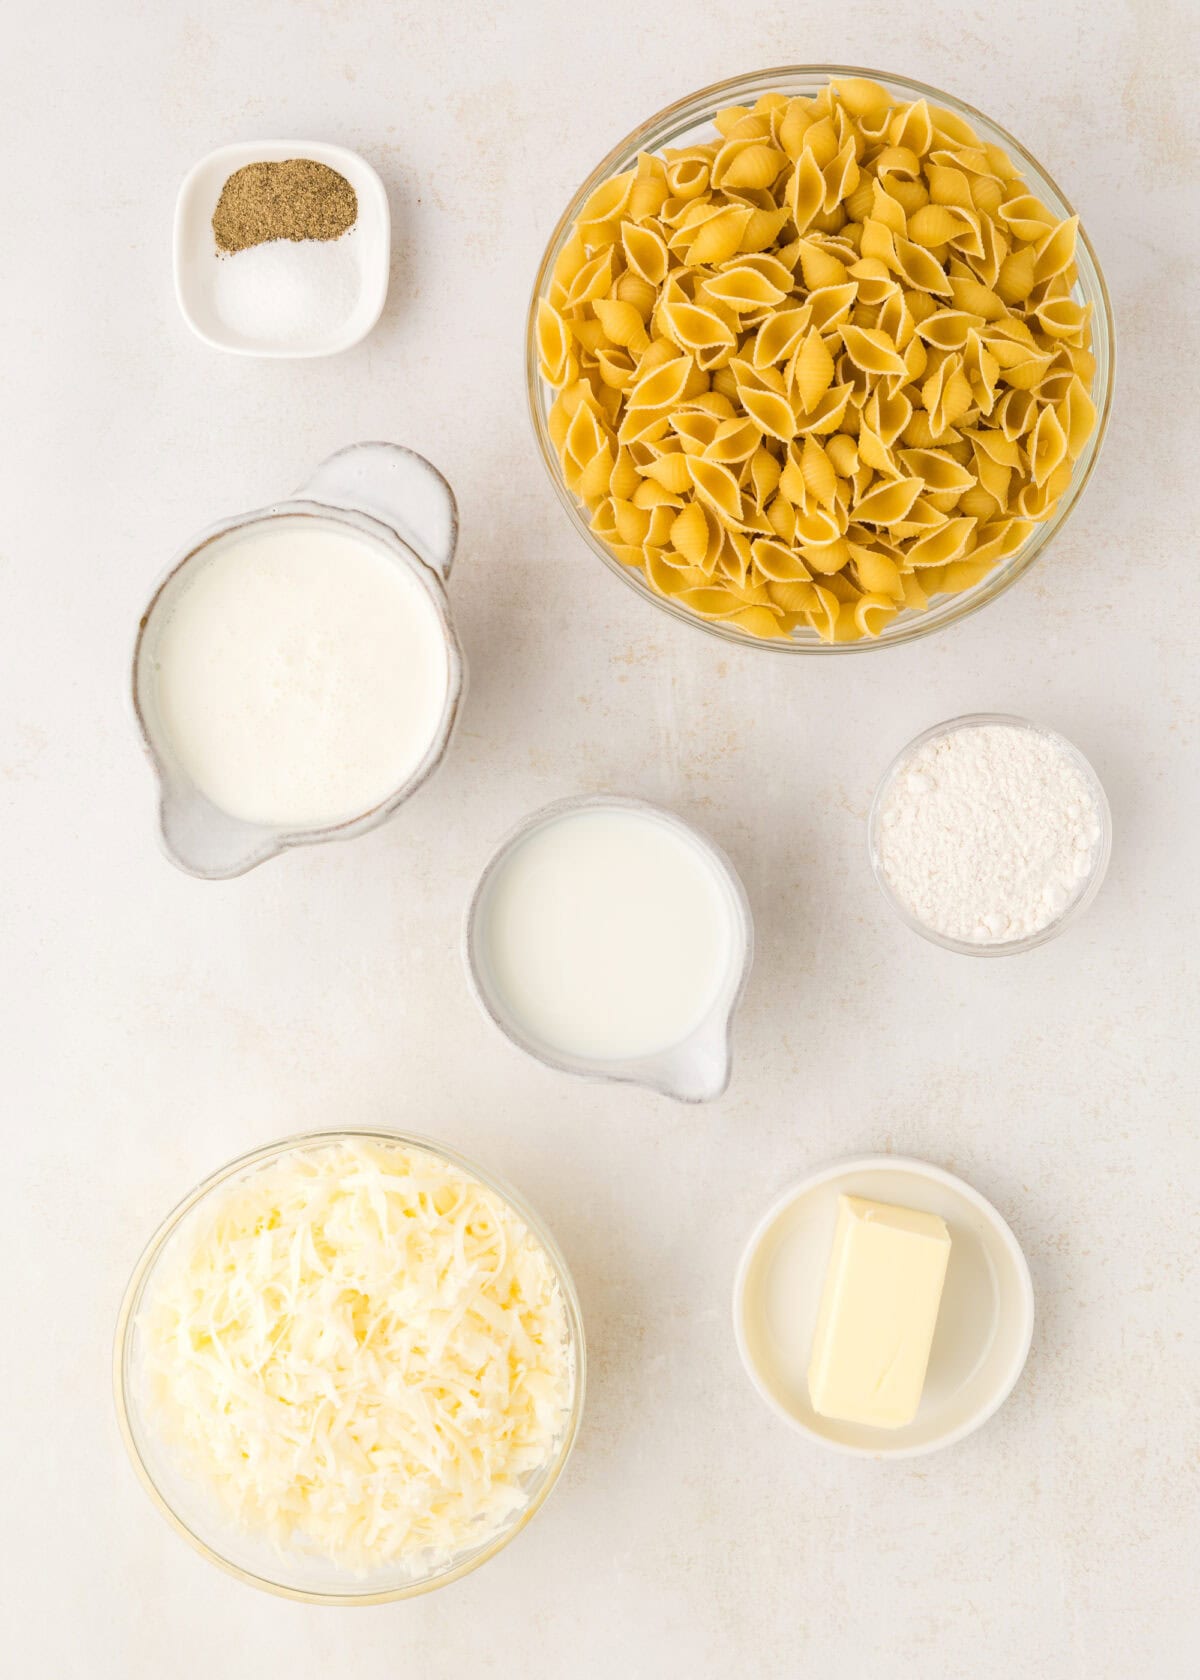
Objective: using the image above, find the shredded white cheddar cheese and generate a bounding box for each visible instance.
[137,1139,574,1573]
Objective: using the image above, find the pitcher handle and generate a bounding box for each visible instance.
[296,442,459,582]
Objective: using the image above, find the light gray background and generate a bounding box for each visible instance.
[2,2,1197,1675]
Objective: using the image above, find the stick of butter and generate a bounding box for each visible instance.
[807,1194,951,1429]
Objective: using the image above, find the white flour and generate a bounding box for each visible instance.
[875,723,1103,944]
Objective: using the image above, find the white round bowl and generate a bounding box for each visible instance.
[733,1154,1034,1458]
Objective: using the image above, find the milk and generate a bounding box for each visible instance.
[476,806,736,1062]
[153,517,450,829]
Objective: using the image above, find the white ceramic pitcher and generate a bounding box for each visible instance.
[464,795,754,1103]
[133,442,464,878]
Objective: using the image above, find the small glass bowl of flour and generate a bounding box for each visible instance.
[869,714,1111,955]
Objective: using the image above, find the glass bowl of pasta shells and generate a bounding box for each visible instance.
[528,67,1113,650]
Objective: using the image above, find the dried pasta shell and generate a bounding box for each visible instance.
[795,237,850,290]
[628,355,695,411]
[594,348,636,390]
[724,605,788,638]
[536,299,574,383]
[665,156,711,201]
[891,236,952,295]
[794,382,853,435]
[916,309,985,350]
[957,485,1001,521]
[575,442,614,501]
[621,222,669,286]
[794,503,843,547]
[612,498,652,546]
[848,543,905,598]
[752,307,810,369]
[999,353,1054,392]
[720,142,787,190]
[1031,297,1092,339]
[856,422,898,475]
[796,436,836,507]
[669,410,722,452]
[563,248,614,309]
[738,206,791,253]
[748,447,781,505]
[667,503,708,566]
[593,299,650,353]
[792,330,837,408]
[806,282,859,333]
[896,447,975,493]
[661,298,738,353]
[778,98,817,160]
[1028,404,1068,487]
[641,452,693,494]
[706,416,761,462]
[840,325,908,375]
[807,583,841,639]
[906,203,971,247]
[746,538,808,583]
[718,529,755,584]
[704,266,788,312]
[904,515,976,567]
[628,176,670,221]
[631,478,683,510]
[855,592,900,635]
[609,447,641,500]
[1056,376,1097,459]
[853,475,926,524]
[563,400,606,464]
[686,206,754,265]
[737,385,796,441]
[687,457,745,524]
[713,105,758,138]
[577,170,635,231]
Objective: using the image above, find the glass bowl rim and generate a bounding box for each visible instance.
[113,1126,587,1605]
[526,63,1115,654]
[867,710,1112,954]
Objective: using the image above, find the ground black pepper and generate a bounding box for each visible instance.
[212,159,358,254]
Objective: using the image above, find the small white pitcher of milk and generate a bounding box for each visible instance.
[133,443,464,877]
[466,796,754,1102]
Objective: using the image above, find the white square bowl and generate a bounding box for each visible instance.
[173,139,390,358]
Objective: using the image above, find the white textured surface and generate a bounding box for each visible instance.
[1,2,1197,1676]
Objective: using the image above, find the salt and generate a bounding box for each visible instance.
[212,235,360,348]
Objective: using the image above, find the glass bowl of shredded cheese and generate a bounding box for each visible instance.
[527,66,1113,651]
[114,1131,585,1603]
